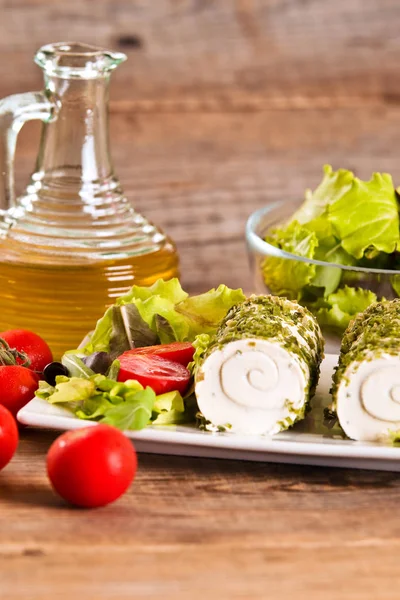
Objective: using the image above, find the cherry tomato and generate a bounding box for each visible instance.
[47,424,137,508]
[0,405,19,470]
[0,329,53,372]
[123,342,195,367]
[117,353,191,395]
[0,365,39,417]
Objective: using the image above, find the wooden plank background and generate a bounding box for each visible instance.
[2,430,400,600]
[2,0,400,294]
[1,0,400,105]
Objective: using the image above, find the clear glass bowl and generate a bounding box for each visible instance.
[245,200,400,353]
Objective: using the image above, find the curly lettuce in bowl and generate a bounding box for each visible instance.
[248,165,400,332]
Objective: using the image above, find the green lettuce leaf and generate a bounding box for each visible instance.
[264,165,398,328]
[100,388,156,430]
[327,173,399,259]
[303,266,342,299]
[292,164,354,224]
[46,378,96,404]
[61,354,94,379]
[276,166,399,262]
[173,285,246,338]
[83,278,245,355]
[75,395,115,420]
[84,304,159,357]
[110,304,159,357]
[305,215,337,247]
[36,372,193,431]
[151,390,190,425]
[36,373,157,430]
[117,278,188,305]
[154,314,176,344]
[312,286,378,331]
[262,221,317,300]
[304,245,355,299]
[153,391,185,414]
[191,333,212,371]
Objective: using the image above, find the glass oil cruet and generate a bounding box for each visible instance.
[0,42,179,358]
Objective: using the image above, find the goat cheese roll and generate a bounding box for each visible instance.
[194,295,324,435]
[332,299,400,441]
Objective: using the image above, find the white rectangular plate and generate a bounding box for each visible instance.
[18,354,400,472]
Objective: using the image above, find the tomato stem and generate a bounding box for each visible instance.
[0,337,31,368]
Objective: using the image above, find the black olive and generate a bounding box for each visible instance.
[82,352,112,375]
[43,362,69,386]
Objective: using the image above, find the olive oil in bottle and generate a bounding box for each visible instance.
[0,243,179,358]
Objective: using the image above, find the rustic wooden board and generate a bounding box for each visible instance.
[1,0,400,106]
[1,430,400,599]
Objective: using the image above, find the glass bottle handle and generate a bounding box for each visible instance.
[0,91,55,211]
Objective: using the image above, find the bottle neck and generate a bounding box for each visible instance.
[37,74,114,186]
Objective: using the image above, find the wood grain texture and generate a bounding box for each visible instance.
[1,0,400,107]
[1,431,400,599]
[2,1,400,597]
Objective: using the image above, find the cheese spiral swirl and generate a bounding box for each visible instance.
[194,294,324,436]
[336,357,400,441]
[195,339,308,435]
[333,300,400,441]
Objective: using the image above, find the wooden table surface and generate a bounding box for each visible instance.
[2,1,400,598]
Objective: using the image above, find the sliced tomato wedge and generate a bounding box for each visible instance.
[117,353,191,396]
[123,342,195,367]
